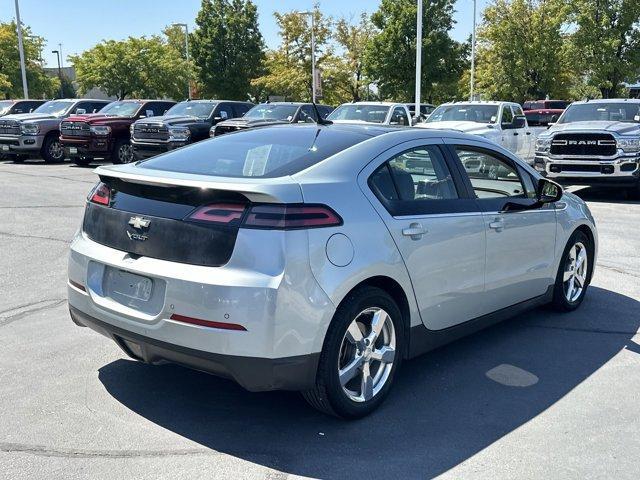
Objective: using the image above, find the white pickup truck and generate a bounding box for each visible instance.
[416,101,537,164]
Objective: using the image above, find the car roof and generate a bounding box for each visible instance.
[343,101,401,106]
[571,98,640,105]
[439,101,511,106]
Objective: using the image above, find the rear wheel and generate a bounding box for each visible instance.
[41,134,65,163]
[112,138,135,164]
[303,286,403,418]
[551,230,592,311]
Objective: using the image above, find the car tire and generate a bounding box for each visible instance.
[302,286,404,419]
[41,134,65,163]
[112,138,135,164]
[551,230,593,312]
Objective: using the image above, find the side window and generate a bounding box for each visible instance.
[74,102,93,114]
[455,147,526,199]
[299,105,317,123]
[390,107,409,126]
[216,103,232,120]
[512,105,524,117]
[232,103,251,118]
[320,106,333,119]
[148,103,168,117]
[369,146,459,216]
[501,105,513,127]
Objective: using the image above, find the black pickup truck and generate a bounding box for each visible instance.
[131,100,253,160]
[211,102,334,136]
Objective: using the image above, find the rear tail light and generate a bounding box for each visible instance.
[88,182,110,206]
[187,203,246,226]
[244,204,342,229]
[186,203,341,230]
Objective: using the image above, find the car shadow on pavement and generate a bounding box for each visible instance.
[98,286,639,479]
[572,186,640,204]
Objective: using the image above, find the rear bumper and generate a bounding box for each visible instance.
[69,305,319,391]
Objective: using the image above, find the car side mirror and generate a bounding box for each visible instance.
[537,178,563,204]
[75,108,86,115]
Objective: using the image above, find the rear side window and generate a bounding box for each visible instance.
[139,126,372,178]
[455,147,525,198]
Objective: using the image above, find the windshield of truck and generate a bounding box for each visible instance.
[100,101,143,117]
[166,102,216,119]
[33,101,75,117]
[558,103,640,123]
[244,104,299,121]
[425,104,499,124]
[327,104,390,123]
[0,101,13,116]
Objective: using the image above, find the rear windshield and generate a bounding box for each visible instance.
[244,104,299,121]
[138,126,372,178]
[328,105,391,123]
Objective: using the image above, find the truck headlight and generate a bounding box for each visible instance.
[618,138,640,152]
[90,125,111,136]
[536,137,552,152]
[20,123,39,135]
[169,127,190,141]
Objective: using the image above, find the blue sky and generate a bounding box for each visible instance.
[1,0,489,68]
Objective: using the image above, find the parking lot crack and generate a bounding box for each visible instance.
[0,442,212,459]
[0,299,67,327]
[0,230,69,244]
[526,324,639,335]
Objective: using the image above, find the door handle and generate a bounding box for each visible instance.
[402,222,426,240]
[513,132,519,136]
[525,131,531,135]
[488,217,505,232]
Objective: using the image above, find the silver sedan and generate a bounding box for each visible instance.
[68,124,597,418]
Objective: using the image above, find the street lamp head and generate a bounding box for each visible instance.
[51,50,58,54]
[172,23,187,27]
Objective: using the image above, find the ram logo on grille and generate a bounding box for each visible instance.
[139,127,160,133]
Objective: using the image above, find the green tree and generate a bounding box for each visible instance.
[70,35,188,100]
[570,0,640,98]
[364,0,467,103]
[474,0,573,102]
[334,13,376,102]
[191,0,265,100]
[0,21,59,98]
[59,74,76,98]
[251,8,336,102]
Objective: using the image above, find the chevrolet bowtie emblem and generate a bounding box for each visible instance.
[128,216,151,230]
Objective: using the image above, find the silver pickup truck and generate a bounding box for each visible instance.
[534,99,640,195]
[0,98,110,162]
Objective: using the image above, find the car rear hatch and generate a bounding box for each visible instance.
[83,166,304,267]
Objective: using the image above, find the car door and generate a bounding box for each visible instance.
[511,104,534,161]
[499,104,517,154]
[450,144,557,311]
[360,139,488,330]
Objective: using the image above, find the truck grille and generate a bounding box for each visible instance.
[0,120,20,136]
[134,124,169,141]
[61,121,90,137]
[550,133,617,157]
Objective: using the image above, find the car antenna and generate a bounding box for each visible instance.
[312,102,332,125]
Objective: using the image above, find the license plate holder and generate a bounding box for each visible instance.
[69,147,78,154]
[1,145,9,151]
[104,269,153,302]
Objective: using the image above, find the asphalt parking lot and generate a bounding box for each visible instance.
[0,159,639,480]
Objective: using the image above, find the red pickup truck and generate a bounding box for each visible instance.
[59,99,175,165]
[523,100,569,127]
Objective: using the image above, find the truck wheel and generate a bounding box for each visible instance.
[112,138,135,164]
[302,286,404,419]
[41,134,65,163]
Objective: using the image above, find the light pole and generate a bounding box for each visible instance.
[172,23,191,100]
[58,43,64,69]
[415,0,423,118]
[14,0,29,99]
[52,50,63,98]
[470,0,477,101]
[298,11,316,103]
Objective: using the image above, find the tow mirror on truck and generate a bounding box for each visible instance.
[512,116,526,128]
[75,108,86,115]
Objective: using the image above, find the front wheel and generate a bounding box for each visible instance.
[112,138,135,164]
[302,286,404,418]
[41,135,65,163]
[551,230,593,311]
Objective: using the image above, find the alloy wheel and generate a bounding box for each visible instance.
[563,241,588,302]
[338,307,396,403]
[49,140,63,160]
[119,143,134,163]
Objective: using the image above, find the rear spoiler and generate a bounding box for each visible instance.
[94,165,303,204]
